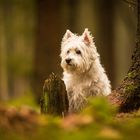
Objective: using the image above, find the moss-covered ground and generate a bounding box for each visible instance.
[0,97,140,140]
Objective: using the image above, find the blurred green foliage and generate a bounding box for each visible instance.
[0,97,140,140]
[1,92,39,110]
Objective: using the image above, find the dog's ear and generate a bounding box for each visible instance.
[82,28,93,45]
[62,30,74,42]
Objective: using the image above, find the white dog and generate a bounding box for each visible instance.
[60,28,111,113]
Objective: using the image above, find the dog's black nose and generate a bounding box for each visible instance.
[66,58,71,64]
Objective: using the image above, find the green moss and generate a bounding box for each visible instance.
[124,83,138,94]
[124,83,140,94]
[127,71,137,79]
[40,91,48,114]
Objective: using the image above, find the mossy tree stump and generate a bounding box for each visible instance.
[40,73,69,116]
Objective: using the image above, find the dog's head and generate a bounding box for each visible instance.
[60,29,99,74]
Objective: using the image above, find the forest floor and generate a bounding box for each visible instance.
[0,106,40,133]
[1,98,140,140]
[0,106,139,129]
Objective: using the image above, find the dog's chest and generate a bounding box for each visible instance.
[63,74,100,113]
[66,79,93,113]
[66,76,93,97]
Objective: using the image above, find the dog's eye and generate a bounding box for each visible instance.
[67,50,70,54]
[76,50,81,55]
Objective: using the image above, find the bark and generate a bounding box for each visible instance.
[108,0,140,112]
[40,73,69,116]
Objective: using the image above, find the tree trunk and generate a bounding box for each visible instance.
[34,0,62,101]
[93,0,116,87]
[0,2,8,100]
[108,0,140,112]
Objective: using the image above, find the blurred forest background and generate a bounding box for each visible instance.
[0,0,137,103]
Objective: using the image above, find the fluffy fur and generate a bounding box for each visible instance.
[60,28,111,113]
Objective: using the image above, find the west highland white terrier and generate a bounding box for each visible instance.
[60,28,111,113]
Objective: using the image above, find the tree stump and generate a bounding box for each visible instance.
[40,73,69,116]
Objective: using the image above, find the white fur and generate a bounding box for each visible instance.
[60,28,111,113]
